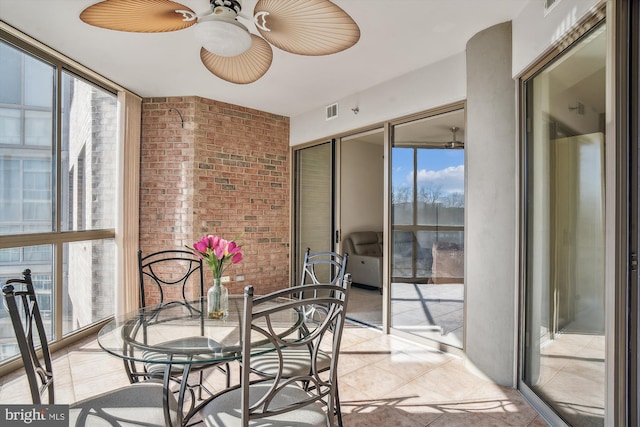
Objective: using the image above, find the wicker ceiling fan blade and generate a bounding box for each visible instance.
[254,0,360,56]
[80,0,196,33]
[200,35,273,84]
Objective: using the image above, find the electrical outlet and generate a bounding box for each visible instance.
[221,276,231,283]
[235,275,245,282]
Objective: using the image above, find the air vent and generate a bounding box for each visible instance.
[326,103,338,120]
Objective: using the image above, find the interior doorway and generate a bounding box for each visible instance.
[340,128,385,328]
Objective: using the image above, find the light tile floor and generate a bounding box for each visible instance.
[390,283,464,348]
[347,283,464,347]
[0,323,549,426]
[531,332,605,426]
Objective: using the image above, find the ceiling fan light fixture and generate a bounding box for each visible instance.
[79,0,360,84]
[195,11,251,57]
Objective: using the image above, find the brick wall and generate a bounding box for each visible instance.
[140,96,290,299]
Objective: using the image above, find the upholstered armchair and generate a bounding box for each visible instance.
[342,231,383,291]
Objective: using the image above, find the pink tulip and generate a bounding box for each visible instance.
[207,235,220,249]
[193,238,208,253]
[227,241,239,253]
[187,234,242,279]
[212,247,223,260]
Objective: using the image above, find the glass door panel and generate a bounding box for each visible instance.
[294,142,334,283]
[390,109,465,348]
[391,147,415,280]
[522,21,606,426]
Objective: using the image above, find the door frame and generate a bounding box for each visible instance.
[617,0,639,425]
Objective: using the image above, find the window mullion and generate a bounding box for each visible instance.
[53,65,63,339]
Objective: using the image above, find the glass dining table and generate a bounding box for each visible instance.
[97,294,303,427]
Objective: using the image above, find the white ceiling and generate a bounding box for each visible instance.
[0,0,528,117]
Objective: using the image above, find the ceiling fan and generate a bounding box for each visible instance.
[420,126,464,149]
[439,126,465,149]
[79,0,361,84]
[395,126,465,149]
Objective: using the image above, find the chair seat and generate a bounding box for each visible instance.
[69,382,178,426]
[197,380,327,427]
[142,336,223,374]
[250,347,331,377]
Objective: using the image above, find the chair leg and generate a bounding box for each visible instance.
[335,385,344,427]
[305,379,343,427]
[224,363,231,388]
[197,371,205,400]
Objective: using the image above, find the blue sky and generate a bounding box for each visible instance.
[392,148,464,195]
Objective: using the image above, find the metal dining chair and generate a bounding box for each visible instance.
[128,249,231,401]
[193,275,352,426]
[249,248,349,426]
[2,269,179,426]
[299,248,349,286]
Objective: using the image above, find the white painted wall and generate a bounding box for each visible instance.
[465,21,517,386]
[290,52,466,146]
[340,139,384,240]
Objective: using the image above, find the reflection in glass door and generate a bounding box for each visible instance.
[390,110,465,348]
[521,21,606,426]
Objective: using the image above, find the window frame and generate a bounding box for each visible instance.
[0,26,124,373]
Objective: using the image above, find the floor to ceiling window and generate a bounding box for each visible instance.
[390,107,465,348]
[0,33,117,365]
[521,18,606,426]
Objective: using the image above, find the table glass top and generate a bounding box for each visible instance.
[97,295,302,365]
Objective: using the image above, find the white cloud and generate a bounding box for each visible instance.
[409,165,464,194]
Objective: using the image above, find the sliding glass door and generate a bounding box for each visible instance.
[293,107,466,350]
[521,20,606,426]
[390,108,465,348]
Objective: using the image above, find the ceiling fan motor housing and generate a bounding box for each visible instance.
[211,0,242,14]
[197,0,251,57]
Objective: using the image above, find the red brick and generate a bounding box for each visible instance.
[140,96,290,303]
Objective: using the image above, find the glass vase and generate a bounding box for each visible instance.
[207,277,228,319]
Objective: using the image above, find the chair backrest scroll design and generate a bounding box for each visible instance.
[138,249,205,311]
[240,273,352,425]
[2,269,54,404]
[298,248,349,306]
